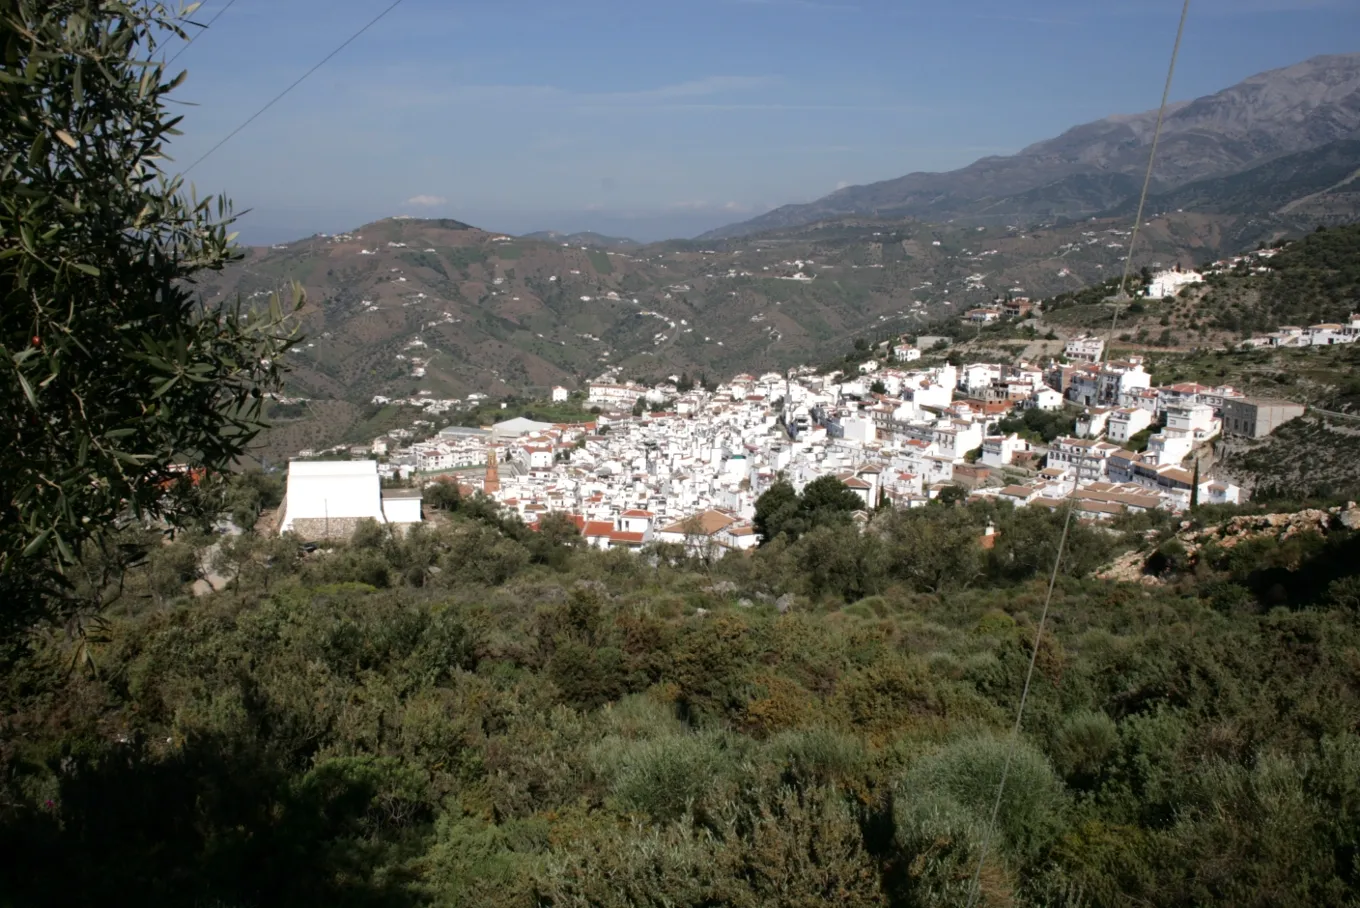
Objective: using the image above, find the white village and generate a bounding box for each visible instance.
[270,265,1360,552]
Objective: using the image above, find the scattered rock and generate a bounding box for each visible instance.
[1339,503,1360,531]
[737,598,754,608]
[1098,504,1358,583]
[775,593,796,613]
[754,591,774,604]
[703,581,739,595]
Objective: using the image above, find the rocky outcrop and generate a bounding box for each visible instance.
[1097,502,1359,584]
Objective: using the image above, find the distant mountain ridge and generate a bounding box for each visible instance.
[702,54,1360,238]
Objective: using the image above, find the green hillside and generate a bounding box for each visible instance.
[202,216,1360,459]
[5,488,1360,907]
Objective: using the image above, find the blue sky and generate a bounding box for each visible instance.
[163,0,1360,243]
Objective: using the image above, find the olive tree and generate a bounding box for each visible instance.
[1,0,300,627]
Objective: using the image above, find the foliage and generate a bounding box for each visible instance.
[996,407,1078,444]
[754,475,864,544]
[0,0,299,628]
[1,447,1360,907]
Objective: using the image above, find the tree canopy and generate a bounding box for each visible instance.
[0,0,299,626]
[754,475,864,543]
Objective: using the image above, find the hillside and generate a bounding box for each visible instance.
[7,479,1360,907]
[520,230,641,249]
[202,210,1357,460]
[1040,222,1360,347]
[704,54,1360,238]
[1099,138,1360,221]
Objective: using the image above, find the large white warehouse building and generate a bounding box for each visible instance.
[279,460,421,539]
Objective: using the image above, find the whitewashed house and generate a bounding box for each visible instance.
[982,433,1028,468]
[1064,336,1105,364]
[1106,408,1154,444]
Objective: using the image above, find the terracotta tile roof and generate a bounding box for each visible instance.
[659,509,738,536]
[583,520,614,537]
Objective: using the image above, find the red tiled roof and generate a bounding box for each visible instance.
[609,530,646,545]
[583,520,614,537]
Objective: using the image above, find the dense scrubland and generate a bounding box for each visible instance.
[4,480,1360,908]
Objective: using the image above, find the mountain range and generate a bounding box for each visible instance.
[702,54,1360,239]
[196,54,1360,456]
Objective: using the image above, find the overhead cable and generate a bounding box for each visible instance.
[963,3,1193,906]
[182,0,408,176]
[164,0,240,70]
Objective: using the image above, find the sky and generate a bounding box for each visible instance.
[162,0,1360,244]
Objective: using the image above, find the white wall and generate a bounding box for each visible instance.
[382,497,422,524]
[281,461,385,532]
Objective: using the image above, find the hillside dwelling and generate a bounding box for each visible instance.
[965,308,1001,324]
[656,509,739,553]
[1304,322,1357,346]
[588,382,645,406]
[551,386,569,402]
[717,523,760,551]
[1146,268,1203,299]
[1030,387,1064,411]
[893,344,922,362]
[1064,336,1105,364]
[982,433,1028,468]
[280,460,387,539]
[1002,298,1035,319]
[1106,408,1154,444]
[617,509,655,537]
[1221,397,1306,438]
[1076,408,1113,439]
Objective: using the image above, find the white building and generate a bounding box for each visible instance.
[1030,387,1064,411]
[893,344,921,362]
[280,460,388,537]
[1146,269,1203,299]
[1106,408,1154,445]
[1064,336,1105,364]
[551,385,570,402]
[588,382,645,406]
[981,433,1028,468]
[380,488,423,525]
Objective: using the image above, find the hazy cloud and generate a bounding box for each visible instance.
[669,200,753,212]
[405,195,447,206]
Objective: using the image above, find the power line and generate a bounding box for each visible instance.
[182,0,408,176]
[1109,0,1194,341]
[964,3,1192,906]
[164,0,240,70]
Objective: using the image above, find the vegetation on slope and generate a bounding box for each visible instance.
[4,484,1360,907]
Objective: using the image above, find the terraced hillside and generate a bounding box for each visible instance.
[200,211,1337,455]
